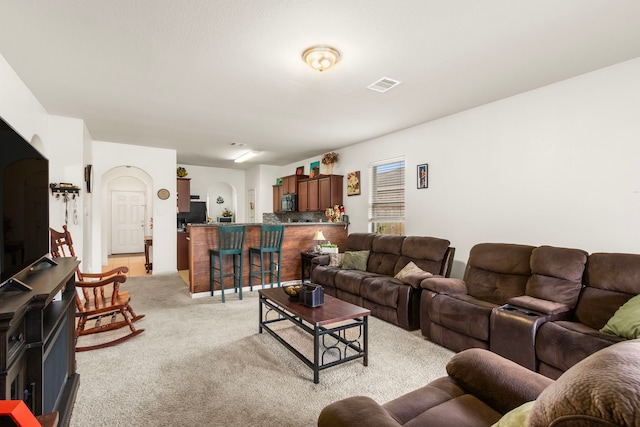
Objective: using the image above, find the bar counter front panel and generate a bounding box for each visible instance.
[187,223,347,294]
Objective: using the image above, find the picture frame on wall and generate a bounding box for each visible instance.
[347,171,361,196]
[296,166,304,175]
[417,164,428,189]
[309,160,320,178]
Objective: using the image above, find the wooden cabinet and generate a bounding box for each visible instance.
[297,175,343,212]
[177,232,189,270]
[177,178,191,213]
[282,175,298,194]
[272,185,283,213]
[318,175,343,210]
[0,257,80,426]
[273,174,308,212]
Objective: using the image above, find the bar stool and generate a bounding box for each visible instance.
[249,225,285,290]
[210,225,246,302]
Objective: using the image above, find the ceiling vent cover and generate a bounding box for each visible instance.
[367,77,401,93]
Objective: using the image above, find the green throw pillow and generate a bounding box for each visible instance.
[491,401,534,427]
[600,294,640,339]
[342,250,369,271]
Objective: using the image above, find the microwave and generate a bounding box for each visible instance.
[281,194,297,212]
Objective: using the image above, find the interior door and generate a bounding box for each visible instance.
[111,191,145,254]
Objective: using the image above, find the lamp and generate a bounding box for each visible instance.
[312,229,326,253]
[234,150,260,163]
[302,46,340,72]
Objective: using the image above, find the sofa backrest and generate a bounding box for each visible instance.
[574,252,640,329]
[395,236,452,276]
[524,246,588,309]
[464,243,535,305]
[345,233,375,252]
[366,235,404,276]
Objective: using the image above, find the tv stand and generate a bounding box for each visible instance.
[1,277,33,291]
[0,257,80,427]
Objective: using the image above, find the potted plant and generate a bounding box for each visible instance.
[321,152,339,174]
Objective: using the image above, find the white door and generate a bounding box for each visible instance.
[247,188,256,223]
[112,191,145,254]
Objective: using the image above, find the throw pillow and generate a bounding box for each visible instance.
[394,261,432,282]
[329,253,345,268]
[600,294,640,339]
[491,401,534,427]
[342,250,369,271]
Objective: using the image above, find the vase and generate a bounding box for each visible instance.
[325,163,334,175]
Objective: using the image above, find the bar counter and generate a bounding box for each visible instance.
[187,222,347,295]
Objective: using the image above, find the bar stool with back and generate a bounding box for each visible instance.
[210,225,246,302]
[249,224,285,290]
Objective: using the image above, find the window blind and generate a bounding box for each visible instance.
[368,157,405,222]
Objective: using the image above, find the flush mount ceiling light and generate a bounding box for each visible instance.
[234,150,260,163]
[302,46,340,72]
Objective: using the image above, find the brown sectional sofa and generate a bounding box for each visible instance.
[318,339,640,427]
[311,233,455,330]
[420,242,640,378]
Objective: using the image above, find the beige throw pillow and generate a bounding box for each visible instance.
[394,261,431,282]
[329,253,345,267]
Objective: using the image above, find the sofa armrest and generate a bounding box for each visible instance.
[447,348,554,414]
[420,277,467,295]
[506,295,571,316]
[318,396,401,427]
[312,254,330,266]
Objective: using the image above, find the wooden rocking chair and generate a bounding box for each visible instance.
[50,225,145,351]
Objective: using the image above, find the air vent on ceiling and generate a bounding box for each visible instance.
[230,142,246,147]
[367,77,401,93]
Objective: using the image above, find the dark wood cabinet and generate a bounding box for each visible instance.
[177,178,191,213]
[297,175,343,212]
[282,175,298,194]
[0,257,80,427]
[177,232,189,270]
[272,185,283,213]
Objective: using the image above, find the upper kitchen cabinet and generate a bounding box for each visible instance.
[177,178,191,213]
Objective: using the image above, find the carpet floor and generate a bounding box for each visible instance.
[70,273,454,426]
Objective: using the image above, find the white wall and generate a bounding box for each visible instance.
[91,141,176,274]
[279,58,640,278]
[177,164,245,222]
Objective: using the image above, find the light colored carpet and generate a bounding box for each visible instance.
[70,273,455,427]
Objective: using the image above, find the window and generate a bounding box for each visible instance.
[368,157,405,235]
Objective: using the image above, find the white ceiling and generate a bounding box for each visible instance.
[2,1,640,169]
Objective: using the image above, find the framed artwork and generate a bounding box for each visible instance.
[347,171,361,196]
[296,166,304,175]
[417,164,428,189]
[309,160,320,178]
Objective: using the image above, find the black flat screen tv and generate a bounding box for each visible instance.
[1,117,50,285]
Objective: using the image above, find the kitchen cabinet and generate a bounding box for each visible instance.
[272,184,283,213]
[297,175,343,212]
[177,178,191,213]
[177,232,189,270]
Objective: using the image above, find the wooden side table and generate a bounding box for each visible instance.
[300,252,321,283]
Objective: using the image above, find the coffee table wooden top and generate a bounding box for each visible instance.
[259,287,370,327]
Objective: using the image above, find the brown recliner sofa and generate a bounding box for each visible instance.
[534,252,640,379]
[318,339,640,427]
[419,243,588,354]
[311,233,454,330]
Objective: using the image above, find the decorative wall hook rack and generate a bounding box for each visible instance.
[50,183,80,196]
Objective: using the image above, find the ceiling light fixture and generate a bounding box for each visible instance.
[234,150,260,163]
[302,46,340,72]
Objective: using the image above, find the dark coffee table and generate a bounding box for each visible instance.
[258,287,370,383]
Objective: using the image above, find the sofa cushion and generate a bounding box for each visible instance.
[395,236,451,276]
[524,246,586,308]
[334,269,378,295]
[429,294,497,341]
[464,243,534,305]
[365,235,404,276]
[361,277,401,308]
[574,286,633,330]
[329,252,344,267]
[535,320,624,375]
[600,294,640,339]
[342,250,369,271]
[529,340,640,427]
[345,233,376,252]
